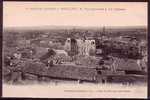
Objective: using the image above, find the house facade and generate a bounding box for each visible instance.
[64,38,96,56]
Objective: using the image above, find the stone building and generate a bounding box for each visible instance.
[64,38,96,56]
[64,38,71,52]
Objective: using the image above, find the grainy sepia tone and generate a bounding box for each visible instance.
[2,2,148,98]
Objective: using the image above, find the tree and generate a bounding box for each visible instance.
[22,31,41,40]
[40,49,56,61]
[5,32,19,47]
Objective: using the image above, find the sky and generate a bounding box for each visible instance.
[3,2,148,27]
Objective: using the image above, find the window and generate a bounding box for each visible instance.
[91,41,95,45]
[67,40,70,42]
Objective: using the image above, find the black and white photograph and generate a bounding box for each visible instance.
[2,2,148,98]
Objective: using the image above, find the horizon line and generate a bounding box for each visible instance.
[3,25,147,29]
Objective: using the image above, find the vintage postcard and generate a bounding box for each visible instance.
[2,1,148,98]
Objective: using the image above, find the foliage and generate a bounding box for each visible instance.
[4,32,19,47]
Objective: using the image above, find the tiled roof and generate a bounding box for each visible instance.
[112,58,141,71]
[23,62,97,81]
[47,65,97,81]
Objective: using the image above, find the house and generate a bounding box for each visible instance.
[55,49,68,56]
[23,62,97,81]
